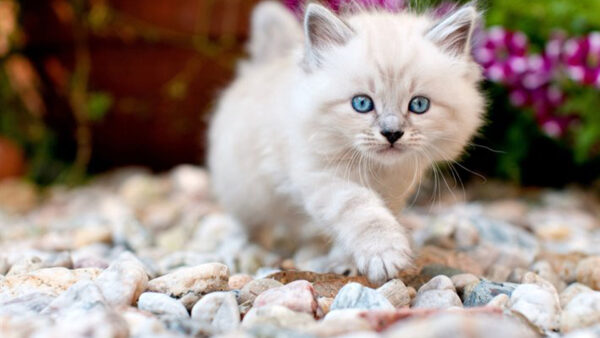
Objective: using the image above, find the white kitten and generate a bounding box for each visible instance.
[208,1,485,284]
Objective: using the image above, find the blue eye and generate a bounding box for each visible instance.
[351,95,375,113]
[409,96,430,114]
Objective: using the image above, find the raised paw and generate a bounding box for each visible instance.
[353,232,413,285]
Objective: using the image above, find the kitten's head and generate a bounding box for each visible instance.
[297,3,485,166]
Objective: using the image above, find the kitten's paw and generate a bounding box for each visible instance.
[353,232,412,285]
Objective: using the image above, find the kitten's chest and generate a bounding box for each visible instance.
[365,166,423,213]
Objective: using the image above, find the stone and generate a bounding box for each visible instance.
[485,265,512,283]
[95,251,148,307]
[377,279,411,308]
[41,280,106,317]
[412,276,462,309]
[509,283,561,331]
[242,305,315,329]
[537,252,586,284]
[228,274,253,290]
[0,292,55,316]
[239,278,283,304]
[312,309,372,336]
[451,273,480,296]
[147,262,229,309]
[560,291,600,333]
[253,280,317,315]
[382,312,538,338]
[331,283,394,311]
[0,267,101,298]
[34,309,129,338]
[191,291,240,334]
[74,225,113,248]
[563,325,600,338]
[6,256,44,276]
[316,297,334,318]
[531,260,566,292]
[560,283,593,308]
[576,256,600,290]
[418,275,456,293]
[463,280,518,307]
[412,290,462,309]
[170,164,209,197]
[487,293,509,309]
[137,292,188,318]
[121,307,169,337]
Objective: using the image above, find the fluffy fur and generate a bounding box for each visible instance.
[208,1,485,284]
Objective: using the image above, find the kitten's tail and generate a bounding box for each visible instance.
[246,1,302,66]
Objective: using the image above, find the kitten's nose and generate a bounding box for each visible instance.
[381,130,404,144]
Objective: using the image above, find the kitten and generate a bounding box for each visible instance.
[208,1,485,284]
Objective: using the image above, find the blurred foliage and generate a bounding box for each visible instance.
[472,0,600,184]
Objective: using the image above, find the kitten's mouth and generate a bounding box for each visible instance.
[375,145,403,154]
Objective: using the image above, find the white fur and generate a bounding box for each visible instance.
[208,2,485,284]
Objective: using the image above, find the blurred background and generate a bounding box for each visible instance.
[0,0,599,188]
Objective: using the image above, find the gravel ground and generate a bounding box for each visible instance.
[0,165,599,338]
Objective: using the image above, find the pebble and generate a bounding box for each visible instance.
[330,283,394,311]
[228,274,253,290]
[238,278,283,304]
[412,289,462,309]
[560,283,593,308]
[315,310,373,335]
[6,256,44,275]
[463,280,518,307]
[242,305,315,329]
[531,260,566,292]
[253,280,317,314]
[383,312,538,338]
[412,276,462,309]
[563,325,600,338]
[121,307,169,337]
[191,291,240,334]
[450,273,480,293]
[316,297,334,318]
[560,291,600,333]
[147,262,229,309]
[35,308,130,338]
[41,280,106,317]
[576,256,600,290]
[0,267,101,298]
[137,292,188,318]
[487,293,509,308]
[95,251,149,307]
[509,282,561,331]
[377,279,411,308]
[486,265,512,283]
[0,292,55,316]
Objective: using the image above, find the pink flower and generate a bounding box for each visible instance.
[474,27,529,85]
[563,32,600,87]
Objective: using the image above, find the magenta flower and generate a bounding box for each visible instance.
[563,32,600,87]
[474,27,529,85]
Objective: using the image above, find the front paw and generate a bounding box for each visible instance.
[353,231,413,285]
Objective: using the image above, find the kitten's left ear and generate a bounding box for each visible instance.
[303,3,354,68]
[426,5,480,58]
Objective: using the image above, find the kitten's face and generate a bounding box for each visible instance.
[300,8,485,167]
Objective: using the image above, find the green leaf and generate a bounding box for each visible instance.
[86,92,113,121]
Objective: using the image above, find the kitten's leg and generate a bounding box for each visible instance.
[298,172,412,285]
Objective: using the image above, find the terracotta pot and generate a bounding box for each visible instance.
[22,0,262,172]
[0,137,25,179]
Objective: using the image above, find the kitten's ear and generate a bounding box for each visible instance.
[426,5,480,58]
[303,3,354,67]
[248,2,302,65]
